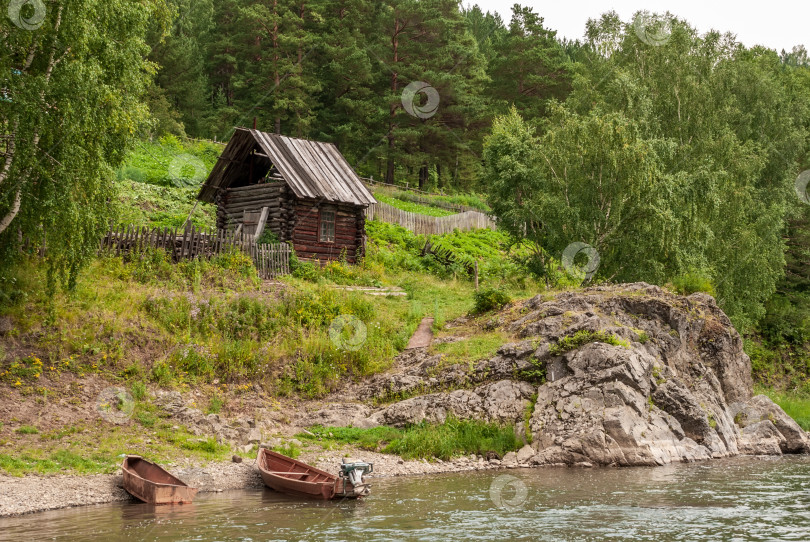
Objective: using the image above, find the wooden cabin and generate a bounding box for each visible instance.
[197,128,376,263]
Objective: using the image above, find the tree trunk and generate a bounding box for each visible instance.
[386,17,403,185]
[0,188,21,235]
[418,164,428,190]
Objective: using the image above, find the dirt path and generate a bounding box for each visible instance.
[406,317,434,349]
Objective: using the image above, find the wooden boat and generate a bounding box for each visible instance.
[257,448,372,500]
[121,455,198,505]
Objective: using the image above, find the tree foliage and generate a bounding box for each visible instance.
[485,13,810,329]
[1,0,170,288]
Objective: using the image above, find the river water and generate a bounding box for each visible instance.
[2,456,810,541]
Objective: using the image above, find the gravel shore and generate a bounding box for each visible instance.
[0,449,510,518]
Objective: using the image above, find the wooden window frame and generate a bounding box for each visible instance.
[319,207,336,243]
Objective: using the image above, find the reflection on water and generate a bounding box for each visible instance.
[2,456,810,541]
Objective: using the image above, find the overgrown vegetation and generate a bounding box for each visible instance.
[117,136,223,189]
[548,330,630,356]
[757,387,810,431]
[299,418,520,461]
[1,193,545,401]
[473,288,512,314]
[373,193,455,217]
[116,180,216,231]
[0,421,231,477]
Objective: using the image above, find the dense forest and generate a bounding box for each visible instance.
[3,1,810,382]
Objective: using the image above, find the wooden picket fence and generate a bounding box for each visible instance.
[364,201,496,235]
[100,224,291,279]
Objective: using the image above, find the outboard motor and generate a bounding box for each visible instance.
[338,458,373,497]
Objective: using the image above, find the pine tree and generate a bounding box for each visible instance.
[147,0,215,137]
[488,5,571,120]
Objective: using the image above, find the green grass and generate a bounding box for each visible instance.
[385,418,520,461]
[373,193,455,217]
[270,442,302,459]
[115,181,216,230]
[41,426,81,440]
[298,425,404,451]
[0,418,234,476]
[15,425,39,435]
[117,135,221,188]
[431,331,510,367]
[372,186,491,212]
[206,395,224,414]
[299,418,520,461]
[756,386,810,430]
[130,381,147,400]
[179,436,225,455]
[0,450,116,476]
[548,330,630,356]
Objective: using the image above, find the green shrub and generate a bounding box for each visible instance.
[130,381,147,401]
[291,257,319,281]
[473,288,511,314]
[207,394,224,414]
[150,361,174,386]
[548,330,630,356]
[669,268,716,297]
[172,346,215,381]
[256,229,280,245]
[519,358,546,383]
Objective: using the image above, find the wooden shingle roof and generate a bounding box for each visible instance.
[197,128,376,206]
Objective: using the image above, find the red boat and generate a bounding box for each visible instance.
[121,455,198,505]
[257,448,372,500]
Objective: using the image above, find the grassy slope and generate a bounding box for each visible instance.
[116,181,216,230]
[371,185,490,212]
[0,169,542,474]
[373,193,456,217]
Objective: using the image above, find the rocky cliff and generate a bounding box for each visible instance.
[307,283,810,467]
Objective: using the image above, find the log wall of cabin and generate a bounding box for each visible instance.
[291,199,365,263]
[216,182,296,242]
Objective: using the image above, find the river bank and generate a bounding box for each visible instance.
[0,445,532,517]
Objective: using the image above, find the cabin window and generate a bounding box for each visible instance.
[319,209,336,243]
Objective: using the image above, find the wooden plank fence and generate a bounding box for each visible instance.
[364,201,496,235]
[100,224,291,279]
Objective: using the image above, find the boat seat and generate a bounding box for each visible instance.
[268,472,309,478]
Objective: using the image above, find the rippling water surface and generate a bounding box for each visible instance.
[2,456,810,541]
